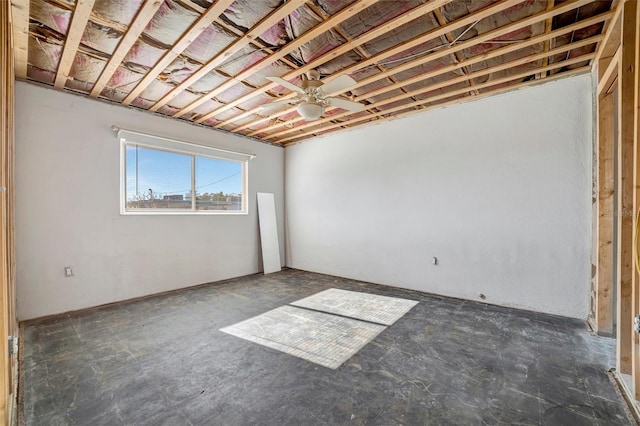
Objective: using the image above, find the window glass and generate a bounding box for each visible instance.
[126,146,192,210]
[122,140,247,214]
[195,156,243,211]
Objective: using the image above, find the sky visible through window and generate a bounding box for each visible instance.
[125,145,242,200]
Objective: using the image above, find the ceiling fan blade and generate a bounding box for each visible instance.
[326,97,364,112]
[319,75,357,95]
[266,76,305,94]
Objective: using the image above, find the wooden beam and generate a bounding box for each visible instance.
[268,36,602,141]
[197,0,523,125]
[0,2,7,423]
[432,8,478,95]
[53,0,96,89]
[598,47,621,95]
[630,0,640,401]
[0,0,16,422]
[244,8,611,136]
[122,0,237,105]
[149,0,308,112]
[40,0,297,74]
[10,0,29,79]
[173,0,381,118]
[595,1,623,64]
[176,0,300,71]
[538,0,555,78]
[224,0,603,132]
[89,0,163,97]
[596,90,616,336]
[617,0,637,377]
[311,4,415,112]
[281,67,591,145]
[276,54,594,143]
[44,0,127,33]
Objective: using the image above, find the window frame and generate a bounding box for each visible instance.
[119,132,250,216]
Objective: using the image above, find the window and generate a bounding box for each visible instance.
[119,130,252,214]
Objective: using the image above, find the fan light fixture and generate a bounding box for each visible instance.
[297,102,324,121]
[262,72,364,120]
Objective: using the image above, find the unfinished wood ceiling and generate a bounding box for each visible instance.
[12,0,613,144]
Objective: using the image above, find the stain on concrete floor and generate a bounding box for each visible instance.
[20,269,633,425]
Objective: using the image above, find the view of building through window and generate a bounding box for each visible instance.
[125,144,244,212]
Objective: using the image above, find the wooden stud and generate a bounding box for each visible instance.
[173,0,382,118]
[149,0,308,112]
[9,0,29,79]
[53,0,96,89]
[617,0,637,377]
[598,47,621,95]
[276,55,594,143]
[596,90,616,336]
[122,0,237,106]
[630,0,640,401]
[0,2,7,423]
[1,0,17,421]
[221,0,602,132]
[90,0,163,98]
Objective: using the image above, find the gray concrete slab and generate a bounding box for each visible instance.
[20,269,633,425]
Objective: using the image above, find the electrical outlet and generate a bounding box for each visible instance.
[64,266,74,277]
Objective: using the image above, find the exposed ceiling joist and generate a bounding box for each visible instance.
[21,0,614,143]
[176,0,300,71]
[10,0,29,79]
[258,13,611,138]
[240,0,597,135]
[217,0,525,129]
[90,0,164,97]
[538,0,556,78]
[148,0,308,112]
[282,66,590,146]
[173,0,382,119]
[44,0,127,32]
[196,0,458,125]
[53,0,96,89]
[432,8,478,95]
[594,0,623,64]
[122,0,238,105]
[277,55,594,144]
[271,40,601,142]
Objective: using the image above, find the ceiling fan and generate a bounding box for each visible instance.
[261,70,364,121]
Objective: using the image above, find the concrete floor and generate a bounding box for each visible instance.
[21,269,632,425]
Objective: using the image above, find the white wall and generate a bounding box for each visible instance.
[15,82,285,320]
[285,74,593,318]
